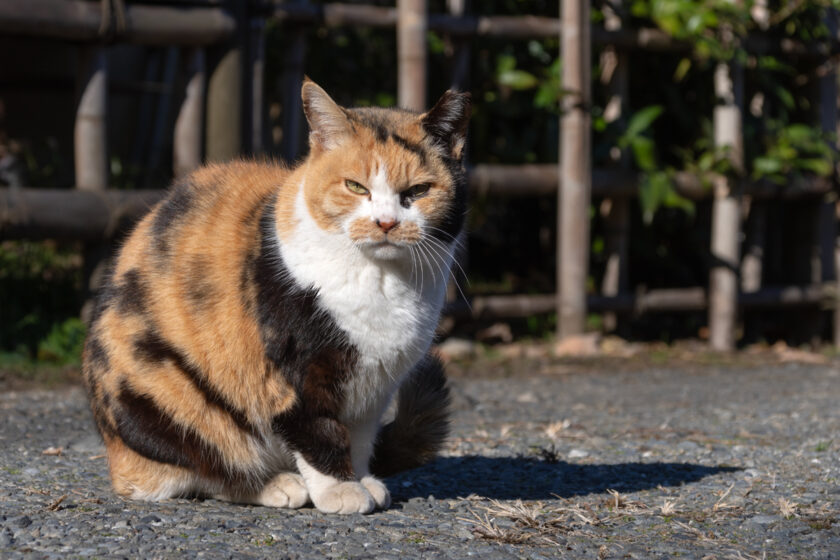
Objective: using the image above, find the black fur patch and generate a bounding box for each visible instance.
[116,269,148,316]
[250,199,358,480]
[185,256,215,310]
[152,181,194,256]
[391,133,428,164]
[131,330,258,437]
[85,336,110,374]
[114,380,232,481]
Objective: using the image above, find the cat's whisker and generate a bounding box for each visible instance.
[424,225,466,249]
[422,237,470,306]
[418,238,451,292]
[423,234,471,289]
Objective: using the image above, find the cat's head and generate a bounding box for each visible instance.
[297,78,470,261]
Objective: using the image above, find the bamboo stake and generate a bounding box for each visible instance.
[558,0,592,339]
[75,47,108,192]
[250,16,266,154]
[740,199,765,293]
[174,48,205,178]
[709,57,744,351]
[446,0,470,91]
[398,0,427,111]
[818,9,840,346]
[75,46,109,324]
[279,0,308,161]
[205,45,242,162]
[599,2,630,333]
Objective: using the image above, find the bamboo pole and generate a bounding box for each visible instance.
[205,42,242,161]
[0,0,235,45]
[740,199,765,293]
[398,0,427,111]
[75,46,109,324]
[446,0,470,91]
[818,9,840,345]
[557,0,592,339]
[442,285,829,320]
[709,56,744,351]
[174,49,205,178]
[250,15,266,154]
[0,188,165,240]
[279,0,308,161]
[599,2,630,333]
[75,47,108,192]
[144,47,179,187]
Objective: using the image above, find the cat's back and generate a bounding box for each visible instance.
[84,160,295,445]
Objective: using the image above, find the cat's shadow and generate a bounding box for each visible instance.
[387,456,740,502]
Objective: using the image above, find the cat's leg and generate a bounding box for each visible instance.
[349,416,391,509]
[252,472,310,508]
[294,452,377,514]
[106,437,199,501]
[216,471,309,508]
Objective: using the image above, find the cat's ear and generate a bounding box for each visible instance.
[420,90,471,160]
[301,78,352,151]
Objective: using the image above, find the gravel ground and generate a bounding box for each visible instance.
[1,360,838,559]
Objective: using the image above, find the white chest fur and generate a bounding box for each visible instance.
[278,189,452,423]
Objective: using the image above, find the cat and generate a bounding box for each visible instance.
[81,78,470,514]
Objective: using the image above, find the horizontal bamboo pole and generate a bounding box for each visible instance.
[1,167,833,240]
[0,188,165,241]
[271,2,838,55]
[468,165,833,200]
[444,285,830,319]
[0,0,235,46]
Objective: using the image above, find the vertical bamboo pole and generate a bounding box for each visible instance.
[599,3,629,333]
[250,15,266,155]
[206,45,242,162]
[819,10,840,345]
[174,48,205,178]
[740,199,765,293]
[709,57,744,350]
[145,47,179,187]
[279,0,307,161]
[206,1,244,163]
[558,0,592,339]
[75,46,109,324]
[447,0,470,91]
[398,0,427,111]
[75,47,108,192]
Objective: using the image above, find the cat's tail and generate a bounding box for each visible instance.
[370,353,451,478]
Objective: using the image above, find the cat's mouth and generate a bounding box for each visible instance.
[361,240,408,260]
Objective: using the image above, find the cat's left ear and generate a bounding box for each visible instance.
[301,78,353,152]
[420,91,471,160]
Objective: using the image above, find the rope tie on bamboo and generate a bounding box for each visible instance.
[98,0,127,43]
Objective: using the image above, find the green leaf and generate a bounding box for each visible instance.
[798,158,832,176]
[498,69,539,90]
[673,58,692,82]
[753,156,783,176]
[624,105,664,140]
[631,137,657,171]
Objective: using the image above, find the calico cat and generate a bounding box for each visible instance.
[81,79,470,514]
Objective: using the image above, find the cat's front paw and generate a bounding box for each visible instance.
[310,481,376,514]
[257,472,310,508]
[360,475,391,509]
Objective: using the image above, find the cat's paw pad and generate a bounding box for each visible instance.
[258,472,309,508]
[360,475,391,509]
[311,481,375,514]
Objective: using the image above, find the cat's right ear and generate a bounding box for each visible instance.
[301,78,352,152]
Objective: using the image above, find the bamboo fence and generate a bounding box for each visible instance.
[0,0,838,349]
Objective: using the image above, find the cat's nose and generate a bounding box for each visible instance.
[376,218,398,233]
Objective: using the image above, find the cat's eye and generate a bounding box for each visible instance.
[345,179,369,195]
[404,183,431,199]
